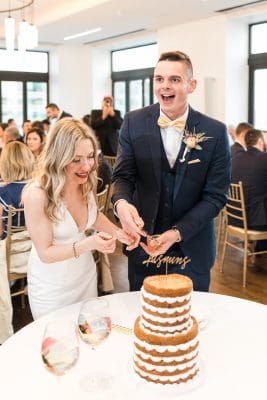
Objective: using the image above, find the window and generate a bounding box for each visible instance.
[248,22,267,129]
[0,50,49,128]
[112,44,158,116]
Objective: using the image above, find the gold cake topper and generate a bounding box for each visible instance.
[143,255,191,274]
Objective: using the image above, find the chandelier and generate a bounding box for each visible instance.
[1,0,38,51]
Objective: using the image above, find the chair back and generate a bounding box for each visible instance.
[5,206,31,306]
[225,182,248,231]
[103,155,116,170]
[96,185,109,213]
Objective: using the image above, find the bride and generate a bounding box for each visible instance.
[23,118,132,319]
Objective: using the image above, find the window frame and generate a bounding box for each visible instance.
[0,49,49,123]
[248,21,267,124]
[111,43,156,114]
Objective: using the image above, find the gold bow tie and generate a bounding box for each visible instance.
[157,115,185,131]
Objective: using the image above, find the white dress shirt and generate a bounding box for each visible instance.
[159,108,189,168]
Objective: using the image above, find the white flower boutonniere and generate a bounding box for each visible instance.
[179,128,212,163]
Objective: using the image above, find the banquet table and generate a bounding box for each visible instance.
[1,291,267,400]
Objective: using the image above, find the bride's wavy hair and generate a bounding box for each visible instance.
[31,118,98,222]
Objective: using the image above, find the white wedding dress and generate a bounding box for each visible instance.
[27,192,98,319]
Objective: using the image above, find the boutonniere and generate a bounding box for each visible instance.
[179,128,212,163]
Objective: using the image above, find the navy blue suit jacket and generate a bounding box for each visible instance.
[232,146,267,227]
[112,103,231,274]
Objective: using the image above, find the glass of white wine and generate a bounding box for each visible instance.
[78,298,111,348]
[41,319,79,377]
[78,298,112,391]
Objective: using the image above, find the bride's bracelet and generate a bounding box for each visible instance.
[72,241,79,258]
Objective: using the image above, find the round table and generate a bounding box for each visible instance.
[0,291,266,400]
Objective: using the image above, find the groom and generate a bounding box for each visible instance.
[112,50,231,291]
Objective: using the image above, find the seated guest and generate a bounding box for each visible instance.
[7,118,17,128]
[21,120,32,141]
[42,119,50,135]
[45,103,72,123]
[231,122,253,158]
[0,141,35,344]
[26,127,45,159]
[231,128,267,262]
[3,126,22,145]
[31,120,44,131]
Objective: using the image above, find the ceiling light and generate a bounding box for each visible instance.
[64,27,102,41]
[1,0,38,52]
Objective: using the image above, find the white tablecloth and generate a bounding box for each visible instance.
[0,291,267,400]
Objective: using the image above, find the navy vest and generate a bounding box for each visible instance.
[154,138,179,234]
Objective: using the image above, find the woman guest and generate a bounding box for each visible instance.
[0,141,34,344]
[26,127,45,159]
[23,118,133,319]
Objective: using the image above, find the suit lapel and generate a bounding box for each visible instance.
[173,107,200,201]
[146,105,161,189]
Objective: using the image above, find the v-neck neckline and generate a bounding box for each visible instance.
[64,202,89,233]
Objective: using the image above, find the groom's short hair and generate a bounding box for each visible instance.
[157,51,193,78]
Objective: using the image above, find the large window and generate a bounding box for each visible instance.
[248,22,267,129]
[0,50,49,128]
[111,44,158,116]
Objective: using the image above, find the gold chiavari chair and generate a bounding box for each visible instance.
[6,206,32,308]
[220,182,267,287]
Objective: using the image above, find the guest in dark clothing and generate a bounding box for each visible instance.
[45,103,72,122]
[91,96,123,156]
[231,122,253,158]
[231,128,267,254]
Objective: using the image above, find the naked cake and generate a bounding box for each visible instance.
[133,274,200,385]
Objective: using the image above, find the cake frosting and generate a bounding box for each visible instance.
[133,274,200,385]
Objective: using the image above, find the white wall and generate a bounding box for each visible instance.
[157,15,227,121]
[47,44,92,118]
[224,17,249,126]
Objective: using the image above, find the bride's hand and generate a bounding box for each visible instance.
[89,232,116,254]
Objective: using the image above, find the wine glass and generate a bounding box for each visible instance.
[78,298,111,349]
[41,319,79,377]
[78,298,112,392]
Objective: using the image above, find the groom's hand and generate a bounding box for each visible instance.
[140,229,181,256]
[116,201,146,250]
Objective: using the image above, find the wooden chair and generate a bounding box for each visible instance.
[96,184,110,214]
[6,206,32,308]
[216,207,226,256]
[220,182,267,287]
[94,185,114,294]
[103,155,116,170]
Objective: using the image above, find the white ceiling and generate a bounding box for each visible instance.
[1,0,267,47]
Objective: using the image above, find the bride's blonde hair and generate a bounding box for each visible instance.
[27,118,98,222]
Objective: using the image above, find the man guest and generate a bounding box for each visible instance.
[91,95,123,156]
[232,128,267,264]
[45,103,72,123]
[112,50,231,291]
[231,122,253,158]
